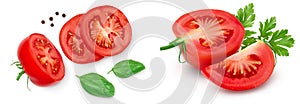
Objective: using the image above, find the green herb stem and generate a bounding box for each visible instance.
[107,70,113,74]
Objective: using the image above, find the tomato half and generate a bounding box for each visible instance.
[18,33,65,86]
[79,5,132,56]
[202,41,275,91]
[163,9,244,70]
[60,14,104,64]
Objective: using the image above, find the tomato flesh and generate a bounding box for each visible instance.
[202,41,275,91]
[80,5,132,56]
[89,14,124,48]
[18,33,65,86]
[35,38,61,74]
[60,14,104,64]
[173,9,245,70]
[182,16,233,48]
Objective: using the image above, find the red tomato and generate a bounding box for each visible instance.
[18,33,65,86]
[162,9,245,70]
[79,5,132,56]
[202,41,275,91]
[59,14,104,64]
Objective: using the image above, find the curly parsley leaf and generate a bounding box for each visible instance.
[268,29,295,56]
[237,3,257,49]
[236,3,255,28]
[258,17,276,41]
[242,30,257,49]
[258,17,294,56]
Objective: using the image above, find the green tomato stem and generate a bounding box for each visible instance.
[11,61,20,66]
[160,38,188,63]
[16,70,25,81]
[178,43,187,63]
[160,38,185,51]
[27,76,31,91]
[12,61,31,91]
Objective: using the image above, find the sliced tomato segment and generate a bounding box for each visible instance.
[89,14,124,49]
[18,33,65,86]
[80,5,132,56]
[59,14,104,64]
[160,9,245,70]
[202,41,275,91]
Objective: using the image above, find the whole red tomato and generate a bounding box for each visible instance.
[160,9,245,70]
[18,33,65,86]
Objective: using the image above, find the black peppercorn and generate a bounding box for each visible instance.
[50,23,54,27]
[49,17,53,21]
[41,20,45,24]
[55,12,59,15]
[62,14,66,18]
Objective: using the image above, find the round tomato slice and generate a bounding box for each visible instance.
[202,41,275,91]
[160,9,245,70]
[60,14,104,64]
[18,33,65,86]
[79,5,132,56]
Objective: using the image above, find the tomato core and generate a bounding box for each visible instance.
[182,16,233,48]
[89,14,124,49]
[66,31,85,56]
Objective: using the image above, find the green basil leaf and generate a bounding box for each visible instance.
[77,73,115,97]
[109,59,145,78]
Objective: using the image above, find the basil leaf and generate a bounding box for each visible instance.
[108,59,145,78]
[77,73,115,97]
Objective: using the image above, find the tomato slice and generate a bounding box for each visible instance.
[60,14,104,64]
[161,9,245,70]
[79,5,132,56]
[202,41,275,91]
[18,33,65,86]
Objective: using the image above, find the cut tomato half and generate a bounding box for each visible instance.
[161,9,245,70]
[59,14,104,64]
[202,41,275,91]
[18,33,65,86]
[79,5,132,56]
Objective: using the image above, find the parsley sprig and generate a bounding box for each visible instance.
[235,3,295,57]
[235,3,257,49]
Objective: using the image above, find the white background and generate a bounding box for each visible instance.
[0,0,299,104]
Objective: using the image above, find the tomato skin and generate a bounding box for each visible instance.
[202,41,275,91]
[79,5,132,56]
[18,33,65,86]
[173,9,245,70]
[59,14,104,64]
